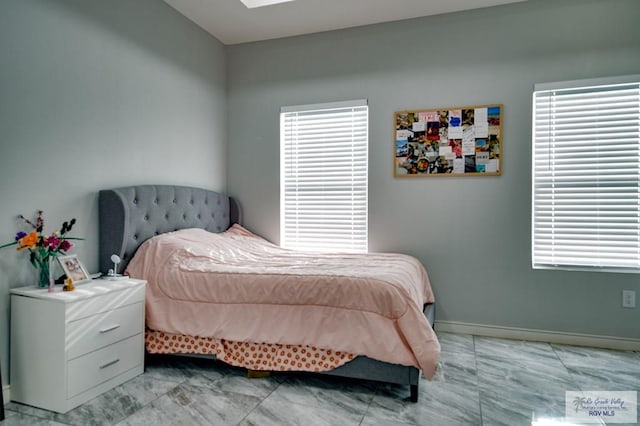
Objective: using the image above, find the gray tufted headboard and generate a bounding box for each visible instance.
[98,185,241,274]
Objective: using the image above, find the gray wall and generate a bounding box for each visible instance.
[0,0,227,385]
[228,0,640,338]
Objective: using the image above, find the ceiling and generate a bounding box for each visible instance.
[163,0,527,45]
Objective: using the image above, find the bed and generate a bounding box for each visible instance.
[98,184,439,401]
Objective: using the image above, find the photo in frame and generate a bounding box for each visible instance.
[58,254,91,284]
[394,104,503,177]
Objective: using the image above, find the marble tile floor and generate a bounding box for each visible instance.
[2,332,639,426]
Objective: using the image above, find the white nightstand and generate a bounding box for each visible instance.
[10,278,146,413]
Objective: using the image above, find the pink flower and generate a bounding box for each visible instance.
[58,240,72,252]
[44,235,60,250]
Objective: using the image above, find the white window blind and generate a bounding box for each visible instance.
[280,100,368,252]
[532,76,640,272]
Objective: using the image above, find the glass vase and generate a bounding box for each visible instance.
[37,257,53,288]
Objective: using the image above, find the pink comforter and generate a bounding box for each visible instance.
[126,224,440,378]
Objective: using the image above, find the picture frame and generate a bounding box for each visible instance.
[57,254,91,284]
[394,104,503,177]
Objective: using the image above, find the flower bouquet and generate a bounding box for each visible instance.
[1,211,83,288]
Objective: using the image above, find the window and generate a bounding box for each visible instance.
[280,100,368,252]
[532,76,640,272]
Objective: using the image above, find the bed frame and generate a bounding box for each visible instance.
[98,184,434,402]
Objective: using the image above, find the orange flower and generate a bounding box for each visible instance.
[17,231,38,250]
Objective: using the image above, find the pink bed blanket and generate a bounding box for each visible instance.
[126,224,440,378]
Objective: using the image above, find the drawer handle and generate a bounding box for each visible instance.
[99,359,120,369]
[99,324,121,333]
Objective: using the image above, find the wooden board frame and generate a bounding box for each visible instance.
[394,104,503,177]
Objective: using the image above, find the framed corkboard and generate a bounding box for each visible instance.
[394,104,502,177]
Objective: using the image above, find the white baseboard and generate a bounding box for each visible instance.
[2,385,8,406]
[435,320,640,351]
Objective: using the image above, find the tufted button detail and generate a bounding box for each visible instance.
[144,215,149,221]
[165,214,169,220]
[197,214,201,219]
[183,214,187,220]
[133,198,138,204]
[133,234,138,240]
[204,199,209,205]
[190,199,194,205]
[211,213,215,218]
[173,199,177,204]
[154,198,159,205]
[154,231,159,236]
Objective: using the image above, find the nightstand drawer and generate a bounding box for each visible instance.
[65,283,145,322]
[67,333,143,399]
[67,302,144,359]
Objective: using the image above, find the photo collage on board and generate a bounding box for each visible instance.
[395,105,501,176]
